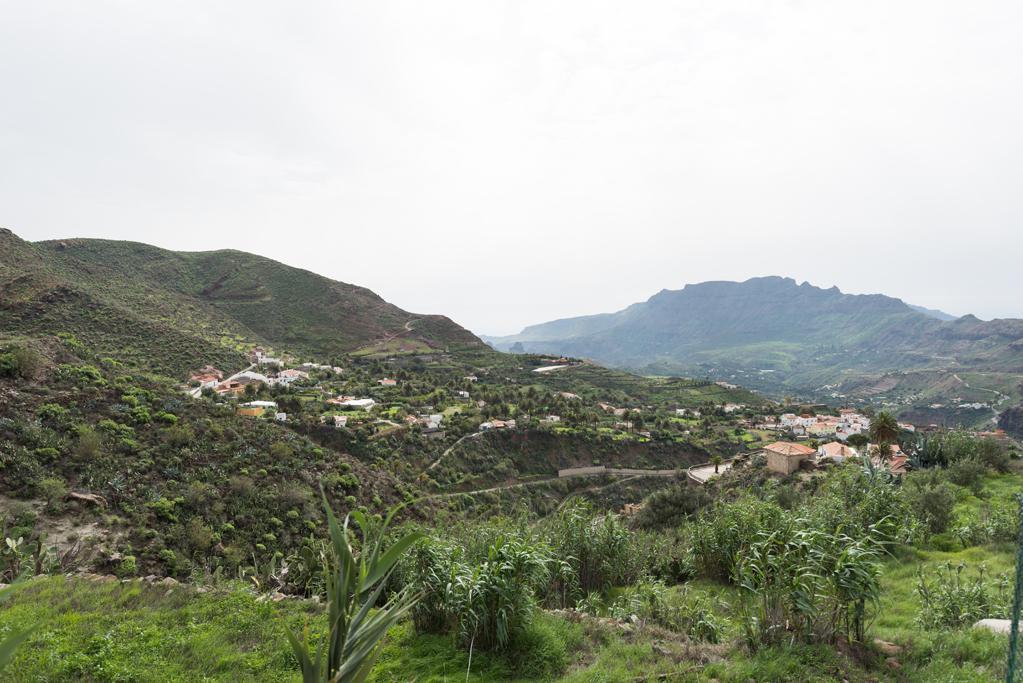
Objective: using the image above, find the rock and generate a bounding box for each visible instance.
[873,639,903,655]
[102,574,118,583]
[144,575,157,583]
[885,657,901,670]
[67,491,108,508]
[974,618,1013,634]
[271,592,287,602]
[159,577,179,587]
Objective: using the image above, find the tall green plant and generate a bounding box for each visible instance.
[286,495,423,683]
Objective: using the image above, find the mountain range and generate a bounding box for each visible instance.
[484,277,1023,426]
[0,228,482,376]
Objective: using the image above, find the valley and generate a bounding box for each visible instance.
[1,231,1022,681]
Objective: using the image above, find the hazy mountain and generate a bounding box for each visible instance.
[0,228,482,375]
[908,304,958,321]
[484,277,1023,395]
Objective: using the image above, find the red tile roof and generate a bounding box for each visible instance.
[764,441,816,457]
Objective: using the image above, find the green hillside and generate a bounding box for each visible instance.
[1,228,482,377]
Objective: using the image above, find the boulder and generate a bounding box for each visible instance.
[974,618,1013,634]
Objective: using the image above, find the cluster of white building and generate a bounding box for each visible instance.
[760,408,914,442]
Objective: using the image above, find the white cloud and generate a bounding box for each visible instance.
[2,0,1021,334]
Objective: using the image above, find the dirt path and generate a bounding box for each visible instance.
[425,432,482,472]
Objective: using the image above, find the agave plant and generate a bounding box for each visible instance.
[286,494,423,683]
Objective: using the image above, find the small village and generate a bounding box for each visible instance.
[182,346,1011,500]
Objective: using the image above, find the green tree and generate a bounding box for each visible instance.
[869,412,899,459]
[711,454,723,474]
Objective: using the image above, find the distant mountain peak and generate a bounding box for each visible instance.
[484,276,1023,399]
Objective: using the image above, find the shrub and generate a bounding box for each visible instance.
[948,458,986,493]
[57,364,104,386]
[37,403,69,425]
[73,427,103,461]
[952,504,1019,547]
[692,496,785,582]
[916,562,1009,629]
[158,549,178,571]
[635,483,711,528]
[154,411,178,425]
[634,530,695,584]
[0,347,42,380]
[904,471,957,534]
[162,426,192,448]
[543,501,637,602]
[117,555,138,578]
[975,438,1010,473]
[33,447,59,462]
[599,580,725,643]
[37,477,68,513]
[736,521,884,647]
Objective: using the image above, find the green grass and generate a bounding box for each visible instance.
[0,577,317,682]
[956,472,1023,517]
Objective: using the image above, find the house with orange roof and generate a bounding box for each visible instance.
[763,441,816,475]
[817,441,857,462]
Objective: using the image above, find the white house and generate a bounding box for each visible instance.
[274,412,287,422]
[269,369,309,386]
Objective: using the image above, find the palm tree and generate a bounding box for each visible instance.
[286,494,423,683]
[711,454,723,475]
[869,411,900,460]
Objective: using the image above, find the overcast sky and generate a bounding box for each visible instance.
[3,1,1022,335]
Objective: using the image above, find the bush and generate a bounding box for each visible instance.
[543,501,637,603]
[976,438,1010,473]
[634,530,695,584]
[0,347,43,380]
[635,483,711,528]
[952,504,1019,547]
[74,427,103,461]
[948,458,986,493]
[404,533,554,652]
[904,471,957,535]
[917,562,1009,629]
[117,555,138,578]
[692,496,785,582]
[736,521,884,647]
[37,477,68,513]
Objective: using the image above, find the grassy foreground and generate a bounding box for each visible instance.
[0,569,1014,682]
[2,474,1021,681]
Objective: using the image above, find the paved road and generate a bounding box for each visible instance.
[688,460,733,483]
